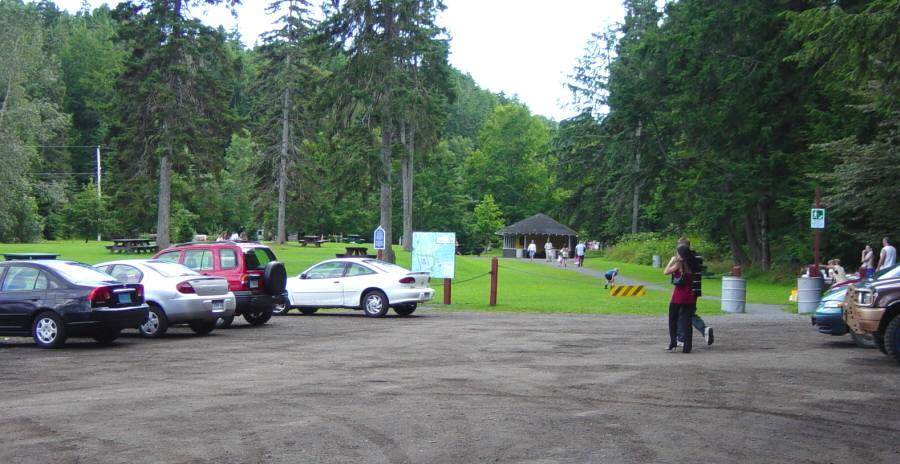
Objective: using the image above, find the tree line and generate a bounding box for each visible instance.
[0,0,896,270]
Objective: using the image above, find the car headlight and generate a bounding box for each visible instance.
[824,299,842,308]
[857,290,874,307]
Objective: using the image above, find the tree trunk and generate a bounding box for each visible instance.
[631,121,642,234]
[277,62,291,245]
[401,121,414,251]
[380,124,395,263]
[724,219,751,265]
[156,154,172,249]
[757,201,770,271]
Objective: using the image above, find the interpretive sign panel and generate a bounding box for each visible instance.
[412,232,456,279]
[810,208,825,229]
[373,226,386,250]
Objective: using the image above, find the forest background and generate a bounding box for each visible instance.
[0,0,896,273]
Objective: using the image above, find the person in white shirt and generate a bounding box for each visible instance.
[878,237,896,271]
[527,240,537,261]
[575,241,586,267]
[543,240,553,262]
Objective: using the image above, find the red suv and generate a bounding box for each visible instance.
[153,241,287,327]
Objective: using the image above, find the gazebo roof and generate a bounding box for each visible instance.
[498,213,577,236]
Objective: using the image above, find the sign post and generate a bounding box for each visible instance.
[373,226,386,259]
[810,189,824,276]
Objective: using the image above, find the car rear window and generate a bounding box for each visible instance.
[46,262,117,285]
[146,262,198,278]
[363,260,409,274]
[244,248,276,270]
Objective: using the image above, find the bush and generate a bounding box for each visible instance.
[602,232,724,265]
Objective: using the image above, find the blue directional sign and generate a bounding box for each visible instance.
[373,226,386,250]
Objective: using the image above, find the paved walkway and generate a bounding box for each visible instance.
[534,258,791,318]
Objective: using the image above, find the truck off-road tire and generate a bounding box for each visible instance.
[299,307,318,315]
[188,319,216,336]
[264,262,287,296]
[362,290,389,318]
[92,329,121,346]
[32,311,67,349]
[884,314,900,364]
[216,315,234,329]
[394,303,417,316]
[244,309,273,326]
[139,304,168,338]
[850,331,878,349]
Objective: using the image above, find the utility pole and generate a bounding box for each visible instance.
[96,145,102,242]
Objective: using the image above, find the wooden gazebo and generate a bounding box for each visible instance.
[498,213,578,258]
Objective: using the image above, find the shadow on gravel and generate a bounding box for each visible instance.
[276,312,434,320]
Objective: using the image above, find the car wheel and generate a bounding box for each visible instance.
[299,307,318,315]
[244,309,273,326]
[216,315,235,329]
[272,303,290,315]
[394,303,417,316]
[93,329,121,346]
[188,319,216,336]
[139,304,168,338]
[884,315,900,364]
[850,331,877,349]
[32,312,67,349]
[362,290,389,317]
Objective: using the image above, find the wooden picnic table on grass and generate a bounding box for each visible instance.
[299,235,327,247]
[106,238,158,254]
[336,246,375,258]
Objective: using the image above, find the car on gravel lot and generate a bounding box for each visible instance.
[812,264,900,348]
[0,260,147,348]
[843,276,900,363]
[281,258,434,317]
[153,241,287,328]
[95,259,235,337]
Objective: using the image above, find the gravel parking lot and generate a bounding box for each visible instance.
[1,310,898,464]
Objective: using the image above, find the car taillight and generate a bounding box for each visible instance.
[135,284,144,300]
[399,277,415,284]
[88,286,112,307]
[176,281,196,294]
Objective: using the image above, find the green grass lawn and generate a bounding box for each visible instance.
[0,240,719,316]
[581,252,794,307]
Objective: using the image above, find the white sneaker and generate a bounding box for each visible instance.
[676,341,684,348]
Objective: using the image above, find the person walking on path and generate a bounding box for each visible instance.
[675,237,714,346]
[527,240,537,261]
[862,245,876,279]
[878,237,896,271]
[665,244,699,353]
[544,240,554,262]
[603,268,619,289]
[558,247,568,267]
[575,241,586,267]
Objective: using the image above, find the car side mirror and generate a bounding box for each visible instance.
[300,273,307,280]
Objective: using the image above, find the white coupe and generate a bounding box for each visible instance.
[281,258,434,317]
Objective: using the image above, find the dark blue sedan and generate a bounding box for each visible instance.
[0,260,149,348]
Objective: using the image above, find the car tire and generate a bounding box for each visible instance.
[299,307,318,315]
[850,331,877,349]
[216,315,235,329]
[139,304,168,338]
[884,314,900,364]
[93,329,121,346]
[272,303,290,315]
[362,290,389,318]
[244,309,273,326]
[32,311,67,349]
[394,304,417,316]
[188,319,216,336]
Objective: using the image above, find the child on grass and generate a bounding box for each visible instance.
[603,268,619,289]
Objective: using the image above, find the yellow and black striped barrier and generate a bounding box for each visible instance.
[609,285,646,297]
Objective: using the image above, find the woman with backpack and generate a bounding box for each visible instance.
[665,244,700,353]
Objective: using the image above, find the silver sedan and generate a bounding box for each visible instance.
[95,259,236,337]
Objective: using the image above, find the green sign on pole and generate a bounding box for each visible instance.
[810,208,825,229]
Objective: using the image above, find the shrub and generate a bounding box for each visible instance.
[603,232,724,265]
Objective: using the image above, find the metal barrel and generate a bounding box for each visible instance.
[721,276,746,313]
[797,276,823,314]
[652,255,661,268]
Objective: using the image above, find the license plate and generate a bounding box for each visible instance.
[249,280,259,289]
[212,300,224,311]
[118,292,132,304]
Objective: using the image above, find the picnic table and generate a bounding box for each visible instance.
[299,235,327,247]
[336,246,375,258]
[3,253,59,261]
[106,238,158,254]
[345,234,364,244]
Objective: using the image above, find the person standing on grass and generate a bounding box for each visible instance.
[603,268,619,289]
[575,241,586,267]
[878,237,896,271]
[544,239,554,262]
[527,240,537,261]
[861,245,876,279]
[665,244,700,353]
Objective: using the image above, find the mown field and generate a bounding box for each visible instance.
[0,240,795,315]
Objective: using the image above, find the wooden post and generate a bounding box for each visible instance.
[490,257,498,306]
[443,278,451,305]
[813,187,821,277]
[377,250,383,260]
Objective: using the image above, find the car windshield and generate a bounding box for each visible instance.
[46,261,117,285]
[244,247,276,270]
[146,262,198,278]
[362,260,409,274]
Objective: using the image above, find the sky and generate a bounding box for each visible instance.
[54,0,626,121]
